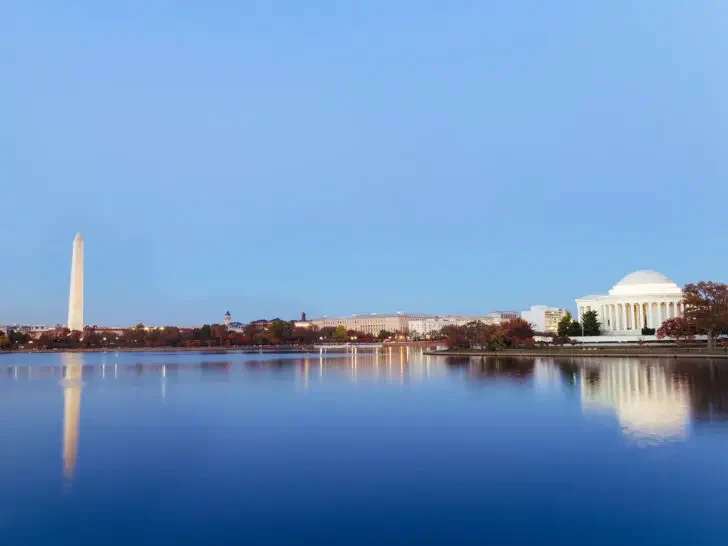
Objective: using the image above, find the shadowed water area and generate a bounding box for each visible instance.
[1,349,728,545]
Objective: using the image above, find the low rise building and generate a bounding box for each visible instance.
[521,305,568,333]
[310,313,427,336]
[408,314,511,338]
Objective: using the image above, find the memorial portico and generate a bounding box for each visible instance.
[575,270,683,334]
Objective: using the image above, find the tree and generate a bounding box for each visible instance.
[682,281,728,349]
[657,317,696,345]
[377,330,393,341]
[441,325,469,349]
[211,324,228,346]
[557,312,573,337]
[8,330,30,346]
[333,325,348,341]
[0,334,9,350]
[567,320,582,337]
[581,310,601,336]
[501,318,535,346]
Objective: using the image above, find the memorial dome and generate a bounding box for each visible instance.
[608,270,682,297]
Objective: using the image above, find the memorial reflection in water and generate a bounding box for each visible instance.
[579,359,691,443]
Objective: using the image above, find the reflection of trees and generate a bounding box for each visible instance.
[554,359,580,389]
[200,361,232,374]
[445,356,535,383]
[674,360,728,423]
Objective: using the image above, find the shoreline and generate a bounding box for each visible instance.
[0,342,437,356]
[424,350,728,359]
[0,346,311,355]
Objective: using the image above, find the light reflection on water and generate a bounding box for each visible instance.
[1,350,728,544]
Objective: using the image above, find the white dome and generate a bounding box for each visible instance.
[609,270,682,297]
[615,270,672,286]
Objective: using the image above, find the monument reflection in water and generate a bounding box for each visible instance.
[61,353,83,480]
[579,359,691,444]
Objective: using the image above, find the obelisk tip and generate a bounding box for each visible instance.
[74,232,83,242]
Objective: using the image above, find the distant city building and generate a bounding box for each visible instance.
[487,311,519,321]
[576,270,683,334]
[223,311,245,331]
[4,324,56,336]
[294,321,313,329]
[521,305,568,333]
[310,313,427,336]
[408,315,502,338]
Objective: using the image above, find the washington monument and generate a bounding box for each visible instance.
[68,233,84,331]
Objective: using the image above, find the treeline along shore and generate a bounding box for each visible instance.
[0,321,438,353]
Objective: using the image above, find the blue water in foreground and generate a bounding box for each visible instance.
[1,349,728,545]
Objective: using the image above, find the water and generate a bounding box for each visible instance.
[1,349,728,545]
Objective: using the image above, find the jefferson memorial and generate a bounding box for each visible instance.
[575,270,684,335]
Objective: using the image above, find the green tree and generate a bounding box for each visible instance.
[377,330,393,341]
[333,325,349,341]
[557,312,573,336]
[0,334,10,350]
[567,320,582,337]
[581,310,601,336]
[269,320,294,343]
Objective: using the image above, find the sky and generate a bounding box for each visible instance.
[2,1,727,326]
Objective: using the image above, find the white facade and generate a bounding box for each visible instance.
[575,270,683,335]
[310,313,425,335]
[521,305,568,333]
[408,315,502,337]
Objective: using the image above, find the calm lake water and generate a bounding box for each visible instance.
[1,349,728,545]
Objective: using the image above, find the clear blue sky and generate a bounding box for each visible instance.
[2,1,727,326]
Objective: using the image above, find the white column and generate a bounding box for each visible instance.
[621,303,627,332]
[606,305,612,331]
[628,303,634,330]
[636,302,642,332]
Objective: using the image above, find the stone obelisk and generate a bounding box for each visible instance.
[67,233,84,331]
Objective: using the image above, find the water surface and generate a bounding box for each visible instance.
[1,349,727,545]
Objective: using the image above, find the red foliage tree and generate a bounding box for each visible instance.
[500,318,535,347]
[682,281,728,349]
[656,317,696,345]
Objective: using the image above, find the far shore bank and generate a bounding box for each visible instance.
[0,346,308,356]
[0,342,439,356]
[425,349,728,359]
